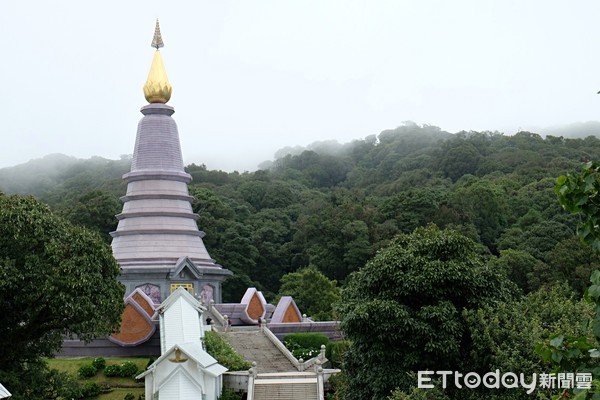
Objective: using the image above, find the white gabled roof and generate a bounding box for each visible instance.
[159,287,205,351]
[0,382,11,399]
[137,341,228,379]
[156,286,205,314]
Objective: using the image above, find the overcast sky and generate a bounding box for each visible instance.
[1,1,600,171]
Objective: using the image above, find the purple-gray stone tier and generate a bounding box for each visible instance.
[131,104,184,172]
[111,103,228,275]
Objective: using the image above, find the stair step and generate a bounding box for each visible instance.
[223,331,297,373]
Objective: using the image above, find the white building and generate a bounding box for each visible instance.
[137,341,227,400]
[137,286,227,399]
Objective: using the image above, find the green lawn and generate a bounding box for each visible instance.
[95,388,145,400]
[46,357,150,399]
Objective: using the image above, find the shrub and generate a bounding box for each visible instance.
[326,341,350,368]
[92,357,106,370]
[145,356,155,370]
[124,393,135,400]
[284,332,329,360]
[119,361,139,378]
[284,332,328,351]
[104,361,139,378]
[104,364,121,377]
[387,386,450,400]
[81,382,102,397]
[204,331,251,371]
[218,388,244,400]
[78,364,97,378]
[290,347,319,360]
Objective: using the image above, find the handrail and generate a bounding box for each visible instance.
[206,300,226,328]
[262,326,299,366]
[262,326,328,372]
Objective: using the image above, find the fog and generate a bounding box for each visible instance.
[2,1,600,171]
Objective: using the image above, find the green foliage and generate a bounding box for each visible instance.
[450,178,508,250]
[218,388,244,400]
[0,194,124,381]
[277,266,340,320]
[327,371,349,400]
[489,249,549,293]
[379,187,448,234]
[78,364,97,378]
[546,237,600,295]
[284,332,329,350]
[145,357,155,370]
[4,125,599,301]
[556,161,600,253]
[556,162,600,319]
[81,382,102,398]
[102,361,139,378]
[92,357,106,370]
[337,224,516,400]
[204,331,252,371]
[57,190,122,243]
[326,341,350,369]
[387,385,450,400]
[534,273,600,385]
[0,359,85,400]
[531,161,600,399]
[124,393,135,400]
[284,333,328,360]
[104,365,122,377]
[119,361,139,378]
[464,283,589,391]
[439,140,482,181]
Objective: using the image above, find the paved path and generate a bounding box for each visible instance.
[224,329,297,373]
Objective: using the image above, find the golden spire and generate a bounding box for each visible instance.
[143,19,172,104]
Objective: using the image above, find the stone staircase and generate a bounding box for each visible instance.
[251,372,319,400]
[223,328,326,399]
[224,329,297,373]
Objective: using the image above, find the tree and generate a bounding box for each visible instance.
[546,237,600,295]
[556,161,600,253]
[57,189,122,242]
[337,224,515,400]
[0,194,125,371]
[450,178,508,251]
[490,249,549,293]
[379,187,448,233]
[532,161,600,399]
[277,266,340,320]
[439,141,482,181]
[463,283,589,400]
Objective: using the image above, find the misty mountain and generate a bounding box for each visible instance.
[2,120,600,205]
[0,153,130,204]
[533,121,600,138]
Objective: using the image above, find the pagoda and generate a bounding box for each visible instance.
[111,20,231,305]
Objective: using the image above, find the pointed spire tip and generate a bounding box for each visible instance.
[152,19,164,50]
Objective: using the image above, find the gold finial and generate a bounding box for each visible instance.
[151,19,164,49]
[143,19,172,103]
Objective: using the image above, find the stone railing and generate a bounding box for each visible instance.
[262,326,327,372]
[206,300,227,329]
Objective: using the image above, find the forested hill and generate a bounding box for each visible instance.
[2,123,600,302]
